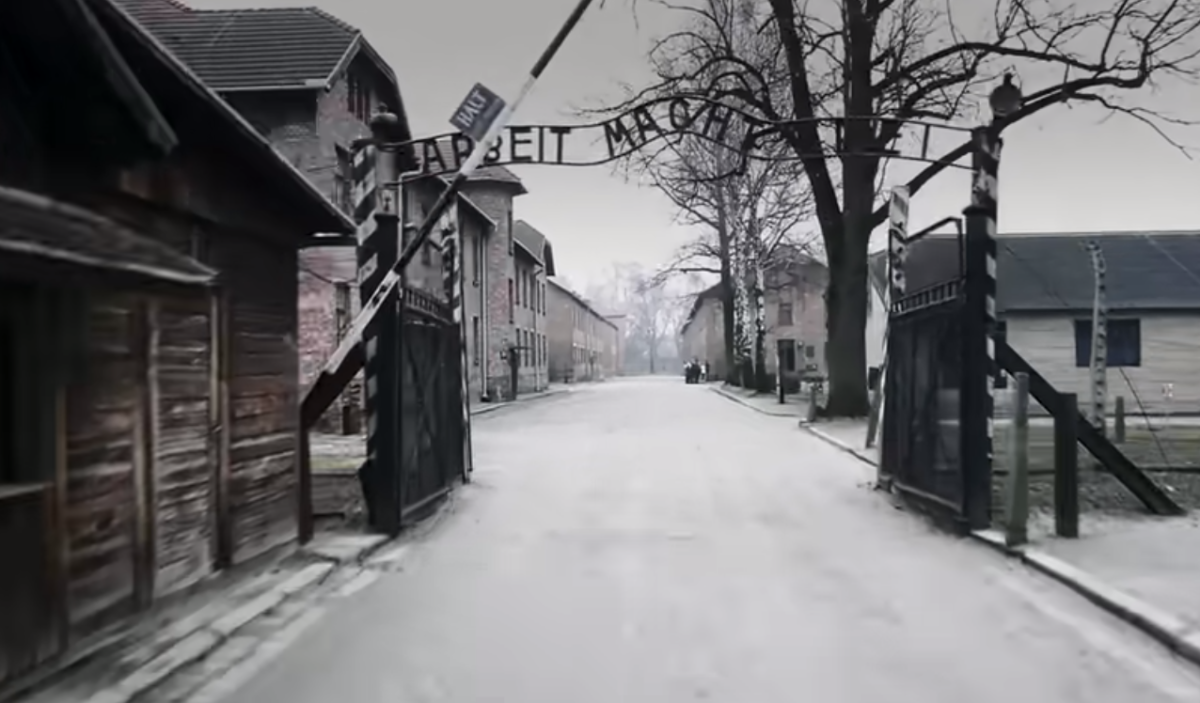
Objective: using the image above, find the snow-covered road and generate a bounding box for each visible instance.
[221,378,1200,703]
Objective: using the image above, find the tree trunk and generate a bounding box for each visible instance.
[823,172,873,417]
[717,201,736,381]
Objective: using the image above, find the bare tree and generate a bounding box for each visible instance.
[612,0,1200,415]
[603,1,819,383]
[624,268,688,374]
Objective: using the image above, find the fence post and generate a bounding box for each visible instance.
[357,113,404,536]
[1004,372,1030,547]
[1055,392,1080,538]
[806,383,819,423]
[1114,395,1126,444]
[960,125,1001,531]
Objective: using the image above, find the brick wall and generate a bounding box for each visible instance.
[513,252,548,393]
[460,182,523,400]
[222,66,373,433]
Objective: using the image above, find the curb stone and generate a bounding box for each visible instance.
[971,529,1200,669]
[81,562,335,703]
[472,388,569,417]
[800,423,879,467]
[707,385,797,417]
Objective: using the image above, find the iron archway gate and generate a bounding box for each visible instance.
[396,288,465,520]
[880,279,967,518]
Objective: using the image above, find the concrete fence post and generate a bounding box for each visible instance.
[1004,372,1030,547]
[1055,392,1080,538]
[1114,395,1126,444]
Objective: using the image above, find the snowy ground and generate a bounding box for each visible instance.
[206,378,1200,703]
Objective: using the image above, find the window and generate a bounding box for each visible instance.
[1075,319,1141,368]
[867,366,881,391]
[508,279,514,323]
[347,72,371,122]
[523,273,530,308]
[778,302,793,327]
[514,274,521,307]
[472,233,483,286]
[421,242,433,266]
[542,284,547,314]
[779,340,796,372]
[805,344,816,359]
[472,316,481,366]
[333,145,352,214]
[507,210,514,255]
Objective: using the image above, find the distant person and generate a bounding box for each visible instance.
[702,361,709,382]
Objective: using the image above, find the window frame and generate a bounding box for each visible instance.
[1075,318,1141,368]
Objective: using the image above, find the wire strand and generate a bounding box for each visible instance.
[998,240,1172,467]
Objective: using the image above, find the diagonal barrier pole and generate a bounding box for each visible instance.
[302,0,597,426]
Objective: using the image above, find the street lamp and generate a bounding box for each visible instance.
[988,73,1023,122]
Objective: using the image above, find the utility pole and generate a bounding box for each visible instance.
[1084,240,1108,437]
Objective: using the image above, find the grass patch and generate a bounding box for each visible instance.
[994,424,1200,474]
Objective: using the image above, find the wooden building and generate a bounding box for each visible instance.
[0,0,352,687]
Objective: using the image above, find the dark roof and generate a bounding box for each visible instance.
[113,0,354,91]
[903,231,1200,312]
[0,185,214,285]
[547,277,618,329]
[681,282,723,335]
[112,0,414,152]
[1,0,178,165]
[416,140,525,191]
[97,0,354,234]
[512,220,556,275]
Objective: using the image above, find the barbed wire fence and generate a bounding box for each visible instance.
[991,235,1200,523]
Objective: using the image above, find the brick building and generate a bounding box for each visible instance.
[679,248,829,387]
[453,168,530,401]
[512,221,556,393]
[547,279,620,383]
[116,0,461,429]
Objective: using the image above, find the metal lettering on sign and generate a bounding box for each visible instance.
[449,83,507,142]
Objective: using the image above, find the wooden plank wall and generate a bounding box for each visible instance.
[62,291,217,633]
[64,297,139,631]
[150,298,214,597]
[211,234,301,565]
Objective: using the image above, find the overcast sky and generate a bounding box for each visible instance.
[191,0,1200,292]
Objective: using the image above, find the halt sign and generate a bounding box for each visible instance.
[449,83,506,142]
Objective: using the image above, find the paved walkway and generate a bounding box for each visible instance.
[213,379,1198,702]
[797,414,1200,664]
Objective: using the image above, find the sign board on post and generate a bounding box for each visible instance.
[449,83,506,143]
[867,185,911,453]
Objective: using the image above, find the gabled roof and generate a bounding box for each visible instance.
[547,277,618,330]
[114,0,354,91]
[681,282,723,336]
[512,220,556,275]
[97,0,354,233]
[112,0,413,146]
[903,231,1200,312]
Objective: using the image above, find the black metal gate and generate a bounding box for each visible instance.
[397,287,465,519]
[881,279,966,516]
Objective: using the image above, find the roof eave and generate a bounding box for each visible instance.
[95,0,355,235]
[66,0,179,154]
